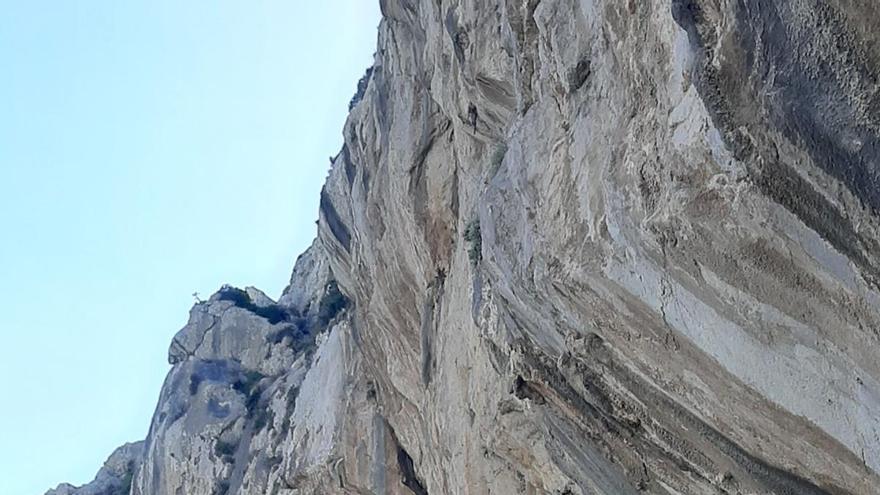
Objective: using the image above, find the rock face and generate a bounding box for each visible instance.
[49,1,880,494]
[46,442,143,495]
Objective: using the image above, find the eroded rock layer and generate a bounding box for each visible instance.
[48,1,880,494]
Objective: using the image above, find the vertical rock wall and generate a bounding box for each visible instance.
[48,1,880,494]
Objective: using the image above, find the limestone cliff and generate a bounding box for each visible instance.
[47,0,880,494]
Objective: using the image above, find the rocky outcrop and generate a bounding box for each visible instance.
[49,1,880,494]
[46,442,143,495]
[127,245,418,495]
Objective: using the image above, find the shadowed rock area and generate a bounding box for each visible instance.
[48,0,880,494]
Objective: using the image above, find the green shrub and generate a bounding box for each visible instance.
[189,374,203,396]
[214,479,230,495]
[464,219,482,265]
[216,285,251,305]
[232,370,264,395]
[118,471,133,492]
[214,440,237,463]
[232,370,265,418]
[111,462,135,495]
[217,285,288,324]
[266,320,309,347]
[318,281,349,327]
[489,143,507,176]
[252,406,274,431]
[349,66,374,110]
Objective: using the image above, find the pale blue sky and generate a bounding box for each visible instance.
[0,2,381,493]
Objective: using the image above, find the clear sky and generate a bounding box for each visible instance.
[0,2,381,493]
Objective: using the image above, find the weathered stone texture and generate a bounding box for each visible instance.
[50,1,880,494]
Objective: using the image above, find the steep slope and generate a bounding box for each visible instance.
[49,0,880,494]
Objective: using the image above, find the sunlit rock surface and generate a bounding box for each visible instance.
[46,442,143,495]
[49,0,880,493]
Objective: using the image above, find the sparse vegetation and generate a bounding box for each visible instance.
[464,219,482,265]
[266,320,310,347]
[567,57,592,91]
[233,370,264,395]
[267,454,283,469]
[286,386,299,411]
[214,479,230,495]
[349,66,374,110]
[217,285,288,324]
[489,143,507,177]
[318,281,349,327]
[189,374,203,396]
[278,386,300,437]
[232,369,265,418]
[110,462,135,495]
[252,406,274,432]
[214,440,237,463]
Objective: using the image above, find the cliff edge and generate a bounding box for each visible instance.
[49,1,880,494]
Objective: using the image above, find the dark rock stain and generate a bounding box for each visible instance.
[320,189,352,252]
[670,0,880,285]
[513,334,842,494]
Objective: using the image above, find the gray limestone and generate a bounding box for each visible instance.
[49,1,880,494]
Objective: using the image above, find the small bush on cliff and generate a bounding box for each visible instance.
[489,143,507,176]
[214,440,237,463]
[349,66,374,110]
[110,462,135,495]
[217,285,250,305]
[252,406,274,431]
[217,285,288,324]
[464,219,482,265]
[214,480,230,495]
[189,374,203,396]
[266,319,311,349]
[233,370,264,399]
[318,281,349,327]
